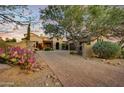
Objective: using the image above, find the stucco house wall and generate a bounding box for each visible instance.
[13,41,27,48]
[30,33,43,43]
[53,37,63,50]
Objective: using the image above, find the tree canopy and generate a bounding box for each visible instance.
[40,5,124,44]
[0,5,35,25]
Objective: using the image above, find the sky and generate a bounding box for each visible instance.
[28,5,47,22]
[0,5,48,42]
[0,5,124,42]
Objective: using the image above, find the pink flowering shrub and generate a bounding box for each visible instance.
[0,48,4,56]
[0,46,36,70]
[0,48,7,63]
[0,48,4,54]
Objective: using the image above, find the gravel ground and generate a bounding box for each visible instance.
[0,54,62,87]
[38,51,124,87]
[0,51,124,87]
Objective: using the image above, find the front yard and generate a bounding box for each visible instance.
[0,50,124,87]
[0,38,124,87]
[0,53,62,87]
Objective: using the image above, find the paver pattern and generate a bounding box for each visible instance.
[37,51,124,87]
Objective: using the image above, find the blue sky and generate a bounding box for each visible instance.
[0,5,48,41]
[0,5,48,32]
[28,5,47,22]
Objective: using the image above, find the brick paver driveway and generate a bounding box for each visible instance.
[37,51,124,87]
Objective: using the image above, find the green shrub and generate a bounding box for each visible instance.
[0,40,10,53]
[0,40,7,48]
[92,41,121,59]
[121,48,124,58]
[6,38,16,42]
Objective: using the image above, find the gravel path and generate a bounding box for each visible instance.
[37,51,124,87]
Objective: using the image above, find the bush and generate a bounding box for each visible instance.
[92,41,121,59]
[0,46,36,70]
[0,40,8,48]
[121,48,124,58]
[6,38,16,42]
[0,40,10,53]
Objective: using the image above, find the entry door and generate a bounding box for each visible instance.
[56,42,59,50]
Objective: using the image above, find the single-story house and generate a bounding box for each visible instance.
[19,33,69,50]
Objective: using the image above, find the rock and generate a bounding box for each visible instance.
[23,70,33,74]
[106,61,111,64]
[0,64,11,70]
[55,82,60,86]
[45,82,49,86]
[37,66,44,70]
[84,58,88,60]
[53,78,58,82]
[47,75,51,79]
[32,68,40,72]
[112,63,117,66]
[117,62,121,65]
[51,74,56,79]
[101,59,106,62]
[32,64,43,70]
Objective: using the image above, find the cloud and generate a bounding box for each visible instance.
[0,5,47,42]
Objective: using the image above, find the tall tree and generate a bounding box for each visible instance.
[86,6,124,40]
[43,24,64,38]
[27,23,31,40]
[40,6,88,54]
[40,5,124,54]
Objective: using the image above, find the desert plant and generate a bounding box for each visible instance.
[0,48,7,64]
[0,40,11,53]
[0,40,8,48]
[121,48,124,58]
[0,46,36,69]
[5,38,17,42]
[8,47,35,69]
[92,41,121,59]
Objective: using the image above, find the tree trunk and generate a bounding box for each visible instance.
[26,23,31,50]
[73,41,83,56]
[77,42,83,56]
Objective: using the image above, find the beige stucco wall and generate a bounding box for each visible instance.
[12,41,27,48]
[12,41,37,51]
[83,40,96,58]
[30,34,43,43]
[53,37,63,50]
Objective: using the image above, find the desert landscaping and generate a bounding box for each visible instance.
[0,5,124,87]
